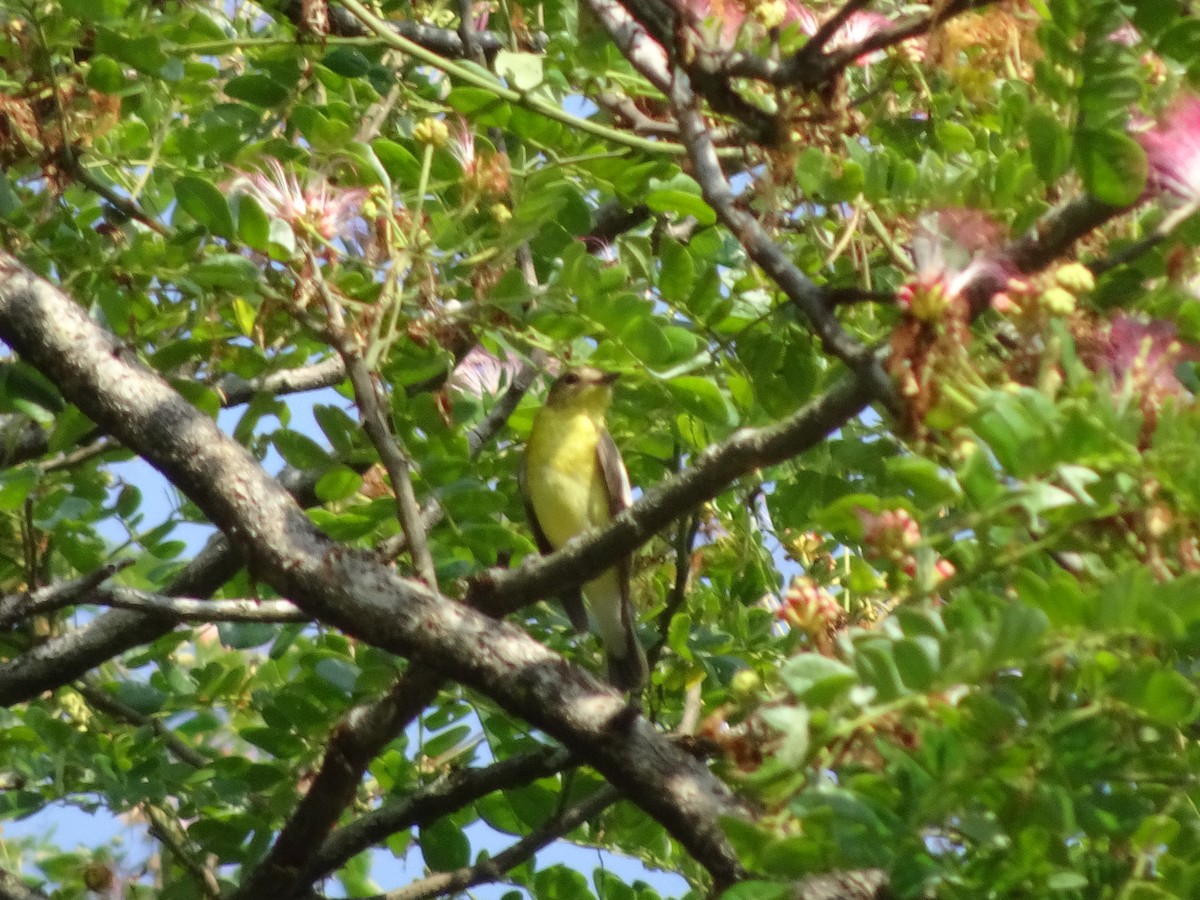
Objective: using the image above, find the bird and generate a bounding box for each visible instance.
[520,366,648,692]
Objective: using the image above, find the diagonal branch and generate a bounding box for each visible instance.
[309,745,574,882]
[0,250,750,889]
[308,249,437,587]
[378,785,619,900]
[666,63,874,374]
[234,668,444,900]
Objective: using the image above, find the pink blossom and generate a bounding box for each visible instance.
[1108,21,1140,47]
[227,159,368,241]
[857,507,921,562]
[448,345,523,397]
[900,210,1015,319]
[1137,95,1200,203]
[1099,314,1198,400]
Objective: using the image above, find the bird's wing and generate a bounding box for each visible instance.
[596,429,633,605]
[597,428,633,516]
[596,428,647,691]
[519,454,589,633]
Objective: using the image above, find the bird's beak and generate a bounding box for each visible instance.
[599,371,619,385]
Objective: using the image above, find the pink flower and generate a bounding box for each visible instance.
[1099,314,1198,400]
[448,346,523,397]
[899,210,1014,320]
[857,507,921,563]
[227,159,368,241]
[1137,95,1200,203]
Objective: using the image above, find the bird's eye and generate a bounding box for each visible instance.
[561,372,580,385]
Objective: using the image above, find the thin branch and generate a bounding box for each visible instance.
[144,805,221,899]
[795,0,872,64]
[0,560,133,628]
[650,510,699,669]
[667,63,881,380]
[100,589,309,623]
[234,668,445,900]
[309,745,575,881]
[76,680,211,769]
[0,868,50,900]
[308,249,437,587]
[379,785,619,900]
[214,356,347,407]
[57,150,169,236]
[1090,197,1200,277]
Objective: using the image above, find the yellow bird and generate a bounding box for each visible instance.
[521,367,647,691]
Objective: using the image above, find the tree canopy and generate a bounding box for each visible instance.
[3,0,1200,897]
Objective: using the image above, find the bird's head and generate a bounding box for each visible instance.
[545,366,619,417]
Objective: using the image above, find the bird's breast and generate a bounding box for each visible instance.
[526,410,609,549]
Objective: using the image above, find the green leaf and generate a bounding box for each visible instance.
[190,253,260,290]
[646,175,716,225]
[658,238,696,304]
[759,706,809,766]
[314,657,360,695]
[175,176,236,238]
[495,49,544,91]
[1027,108,1072,183]
[779,655,857,705]
[446,88,511,127]
[719,882,790,900]
[1076,128,1147,207]
[234,194,270,251]
[667,376,736,426]
[225,73,290,107]
[111,681,167,715]
[314,465,362,502]
[86,55,126,93]
[322,46,371,78]
[936,121,975,154]
[274,430,332,469]
[419,818,470,871]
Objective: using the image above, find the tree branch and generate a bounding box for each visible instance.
[308,250,437,587]
[0,868,50,900]
[0,251,749,889]
[235,668,445,899]
[309,745,574,882]
[378,785,619,900]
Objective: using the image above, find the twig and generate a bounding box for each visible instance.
[378,785,619,900]
[233,668,445,900]
[76,680,210,769]
[308,744,575,880]
[0,560,133,628]
[307,248,438,587]
[57,150,169,236]
[1090,197,1200,276]
[144,805,221,898]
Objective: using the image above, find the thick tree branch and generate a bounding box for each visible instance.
[0,869,49,900]
[0,252,749,889]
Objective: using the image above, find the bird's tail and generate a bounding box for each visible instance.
[606,631,648,693]
[588,570,648,692]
